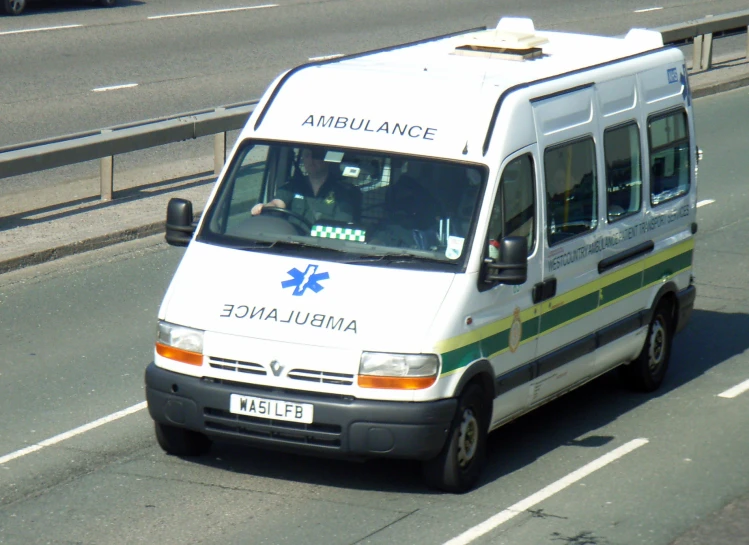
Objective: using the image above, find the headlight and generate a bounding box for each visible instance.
[155,321,204,366]
[358,352,439,390]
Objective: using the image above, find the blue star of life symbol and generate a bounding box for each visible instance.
[281,264,329,296]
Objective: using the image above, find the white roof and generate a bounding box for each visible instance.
[251,19,666,160]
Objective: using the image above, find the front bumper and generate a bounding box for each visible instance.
[145,362,456,460]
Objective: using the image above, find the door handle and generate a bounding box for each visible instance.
[532,278,557,304]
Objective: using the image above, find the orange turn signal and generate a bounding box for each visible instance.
[156,342,203,366]
[357,375,436,390]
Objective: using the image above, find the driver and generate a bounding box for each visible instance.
[251,147,362,226]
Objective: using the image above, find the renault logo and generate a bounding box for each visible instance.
[270,360,284,377]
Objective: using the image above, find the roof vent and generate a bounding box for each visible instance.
[453,17,548,61]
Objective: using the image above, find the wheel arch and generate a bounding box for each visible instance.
[453,360,495,418]
[646,282,678,328]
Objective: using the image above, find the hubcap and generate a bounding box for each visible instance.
[648,318,666,372]
[457,408,479,468]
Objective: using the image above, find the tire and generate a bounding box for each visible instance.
[4,0,26,15]
[622,300,673,392]
[422,383,489,493]
[154,421,212,456]
[99,0,116,6]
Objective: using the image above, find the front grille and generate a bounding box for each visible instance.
[287,368,355,386]
[201,377,354,402]
[203,407,342,449]
[207,357,354,387]
[209,356,266,376]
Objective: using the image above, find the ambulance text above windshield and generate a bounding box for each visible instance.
[302,115,438,141]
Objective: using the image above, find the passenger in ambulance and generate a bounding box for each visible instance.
[449,168,482,236]
[368,161,444,250]
[251,147,362,226]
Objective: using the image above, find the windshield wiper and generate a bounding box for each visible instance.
[232,239,347,253]
[345,253,452,265]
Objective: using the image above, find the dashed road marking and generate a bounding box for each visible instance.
[697,199,715,207]
[442,438,649,545]
[0,402,146,466]
[92,83,139,92]
[718,378,749,399]
[148,4,278,20]
[634,7,663,13]
[0,24,82,36]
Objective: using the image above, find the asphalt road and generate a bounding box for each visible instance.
[1,87,749,544]
[2,0,749,196]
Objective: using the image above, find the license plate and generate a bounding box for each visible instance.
[229,394,313,424]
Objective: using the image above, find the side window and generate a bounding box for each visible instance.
[605,122,642,222]
[487,154,536,256]
[544,137,597,246]
[648,109,690,206]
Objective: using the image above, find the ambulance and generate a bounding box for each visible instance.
[146,17,697,492]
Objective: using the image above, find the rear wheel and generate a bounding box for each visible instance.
[154,422,212,456]
[4,0,26,15]
[622,300,673,392]
[422,383,488,493]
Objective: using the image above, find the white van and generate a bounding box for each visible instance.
[146,18,697,492]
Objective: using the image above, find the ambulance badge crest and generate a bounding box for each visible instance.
[509,307,523,353]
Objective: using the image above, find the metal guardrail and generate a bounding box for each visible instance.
[657,9,749,70]
[0,100,257,201]
[0,10,747,202]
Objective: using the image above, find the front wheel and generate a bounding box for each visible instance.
[4,0,26,15]
[154,422,212,456]
[422,383,488,493]
[622,300,673,392]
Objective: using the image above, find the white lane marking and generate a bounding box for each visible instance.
[718,378,749,399]
[92,83,139,92]
[308,54,344,61]
[0,24,82,36]
[697,199,715,208]
[148,4,278,20]
[443,438,649,545]
[634,7,663,13]
[0,402,147,466]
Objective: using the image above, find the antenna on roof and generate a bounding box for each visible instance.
[453,17,548,61]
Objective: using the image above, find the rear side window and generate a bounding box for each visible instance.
[648,110,690,206]
[544,137,598,246]
[605,122,642,222]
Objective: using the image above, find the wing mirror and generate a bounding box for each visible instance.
[483,235,528,285]
[165,198,195,247]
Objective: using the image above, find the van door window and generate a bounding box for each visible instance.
[648,109,690,206]
[544,137,598,246]
[604,122,642,222]
[487,154,535,258]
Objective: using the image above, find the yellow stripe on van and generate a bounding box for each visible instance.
[438,238,693,375]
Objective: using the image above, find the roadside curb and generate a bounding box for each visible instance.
[692,74,749,98]
[0,205,209,275]
[0,221,166,276]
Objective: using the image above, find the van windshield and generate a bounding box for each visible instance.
[198,141,487,269]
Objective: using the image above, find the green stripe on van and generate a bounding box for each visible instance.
[438,241,693,376]
[600,272,643,305]
[442,343,483,375]
[643,250,693,285]
[540,291,599,333]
